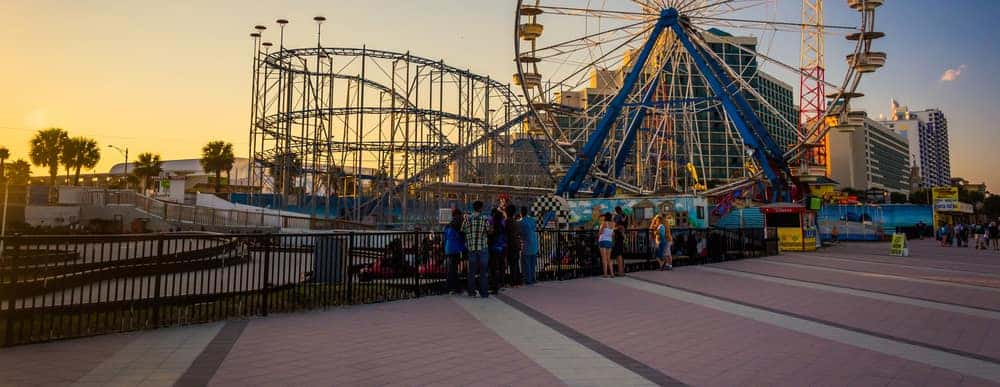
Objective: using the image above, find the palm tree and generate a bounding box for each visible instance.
[5,159,31,185]
[132,152,163,193]
[268,152,301,195]
[0,146,9,184]
[61,137,101,185]
[29,128,69,200]
[200,141,235,192]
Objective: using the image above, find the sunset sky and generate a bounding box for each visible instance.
[2,0,997,190]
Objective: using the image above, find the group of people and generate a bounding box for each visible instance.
[937,221,1000,250]
[442,201,540,298]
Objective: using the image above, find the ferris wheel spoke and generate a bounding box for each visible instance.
[536,25,652,99]
[689,25,845,91]
[689,16,859,31]
[533,5,654,20]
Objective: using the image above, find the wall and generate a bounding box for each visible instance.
[25,206,81,227]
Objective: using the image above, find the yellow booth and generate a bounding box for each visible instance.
[762,203,818,252]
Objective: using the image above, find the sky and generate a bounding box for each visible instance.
[1,0,997,190]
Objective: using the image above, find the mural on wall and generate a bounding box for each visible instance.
[565,196,709,229]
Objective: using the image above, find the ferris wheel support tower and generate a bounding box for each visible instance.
[798,0,830,179]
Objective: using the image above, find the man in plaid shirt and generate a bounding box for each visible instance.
[463,201,490,297]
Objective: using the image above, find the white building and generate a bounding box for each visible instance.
[881,102,951,188]
[829,113,911,194]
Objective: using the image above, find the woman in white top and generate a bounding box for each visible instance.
[598,213,615,277]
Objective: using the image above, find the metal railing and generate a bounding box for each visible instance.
[83,190,370,230]
[0,227,774,346]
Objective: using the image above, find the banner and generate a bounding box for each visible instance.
[931,186,958,201]
[778,227,804,252]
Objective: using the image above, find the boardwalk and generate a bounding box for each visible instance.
[2,240,999,386]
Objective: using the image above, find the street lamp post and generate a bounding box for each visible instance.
[108,145,129,190]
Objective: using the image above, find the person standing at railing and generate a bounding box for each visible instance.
[488,208,508,294]
[652,214,673,271]
[462,201,490,298]
[443,209,465,295]
[612,206,629,276]
[598,213,615,278]
[519,206,539,285]
[505,204,523,287]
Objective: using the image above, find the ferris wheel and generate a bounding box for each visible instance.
[513,0,884,201]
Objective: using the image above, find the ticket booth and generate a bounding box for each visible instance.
[761,203,818,252]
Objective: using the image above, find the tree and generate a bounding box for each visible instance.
[132,152,163,193]
[4,159,31,185]
[890,192,908,204]
[983,195,1000,219]
[0,146,8,184]
[909,188,930,205]
[200,141,235,192]
[29,128,69,191]
[269,152,301,194]
[60,137,101,186]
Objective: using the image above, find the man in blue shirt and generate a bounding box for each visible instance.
[519,207,540,285]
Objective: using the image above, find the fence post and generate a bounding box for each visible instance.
[346,232,354,304]
[261,234,272,317]
[555,231,562,280]
[152,238,164,327]
[414,233,422,298]
[3,237,18,347]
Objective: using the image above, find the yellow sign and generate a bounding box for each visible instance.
[778,227,805,252]
[931,186,959,201]
[889,233,908,257]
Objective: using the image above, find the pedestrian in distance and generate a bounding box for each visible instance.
[443,208,465,294]
[651,214,674,270]
[598,213,615,278]
[612,206,629,276]
[505,204,523,287]
[519,207,539,285]
[989,222,999,251]
[462,201,491,298]
[488,207,508,293]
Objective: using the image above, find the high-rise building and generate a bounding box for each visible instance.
[829,113,911,194]
[881,103,951,188]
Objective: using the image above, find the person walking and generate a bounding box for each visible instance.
[462,201,490,298]
[504,204,523,287]
[613,206,629,276]
[443,208,465,294]
[989,222,999,251]
[519,207,539,285]
[598,213,615,278]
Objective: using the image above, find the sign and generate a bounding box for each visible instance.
[934,200,973,214]
[778,227,805,252]
[889,233,908,257]
[931,186,959,201]
[802,227,818,252]
[438,208,453,224]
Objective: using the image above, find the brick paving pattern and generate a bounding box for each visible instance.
[0,241,998,386]
[505,278,991,386]
[630,268,1000,361]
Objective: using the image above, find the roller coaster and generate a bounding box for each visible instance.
[245,1,885,226]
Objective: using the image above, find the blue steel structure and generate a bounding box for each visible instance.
[555,8,793,203]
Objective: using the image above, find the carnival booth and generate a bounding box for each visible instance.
[761,203,818,252]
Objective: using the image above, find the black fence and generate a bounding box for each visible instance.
[0,227,775,347]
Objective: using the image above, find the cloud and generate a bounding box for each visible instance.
[940,64,967,82]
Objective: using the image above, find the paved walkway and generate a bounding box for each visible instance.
[2,240,1000,386]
